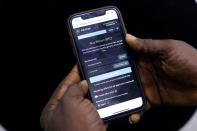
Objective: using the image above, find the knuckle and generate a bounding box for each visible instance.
[164,39,180,52]
[60,82,70,89]
[165,39,177,47]
[81,99,92,107]
[80,99,96,113]
[140,39,152,52]
[61,87,83,105]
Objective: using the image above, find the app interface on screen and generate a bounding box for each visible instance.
[71,9,143,118]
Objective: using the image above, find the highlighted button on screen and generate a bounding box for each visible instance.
[89,67,132,83]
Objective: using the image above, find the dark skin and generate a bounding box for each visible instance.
[40,66,107,131]
[40,33,197,131]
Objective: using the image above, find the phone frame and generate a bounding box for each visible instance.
[67,6,146,122]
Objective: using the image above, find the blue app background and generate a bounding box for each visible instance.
[72,17,142,109]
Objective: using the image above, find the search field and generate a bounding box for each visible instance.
[78,29,107,40]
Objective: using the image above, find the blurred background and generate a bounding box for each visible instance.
[1,0,197,131]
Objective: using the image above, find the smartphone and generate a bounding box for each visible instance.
[67,6,145,122]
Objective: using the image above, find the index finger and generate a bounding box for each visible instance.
[46,65,81,110]
[126,33,172,54]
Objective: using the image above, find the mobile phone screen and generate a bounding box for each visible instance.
[70,8,144,119]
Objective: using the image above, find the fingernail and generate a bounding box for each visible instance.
[126,34,137,41]
[80,80,88,87]
[128,118,133,124]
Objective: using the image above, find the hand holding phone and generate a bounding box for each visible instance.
[67,6,145,121]
[41,6,197,131]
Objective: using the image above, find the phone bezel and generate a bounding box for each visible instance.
[67,6,146,122]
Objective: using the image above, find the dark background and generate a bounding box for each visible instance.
[1,0,197,131]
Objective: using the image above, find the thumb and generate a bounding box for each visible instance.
[79,80,88,96]
[126,34,168,54]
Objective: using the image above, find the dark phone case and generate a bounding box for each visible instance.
[67,6,146,122]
